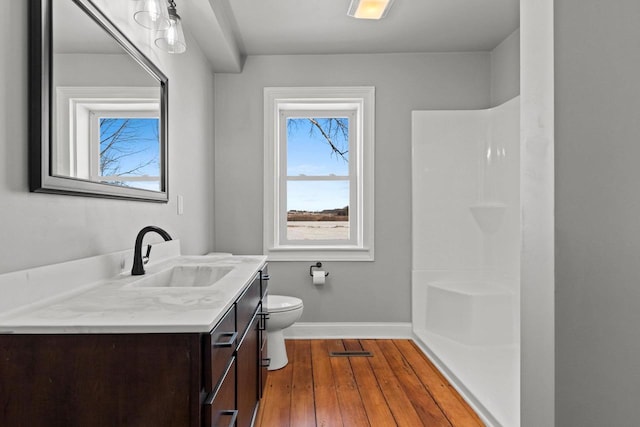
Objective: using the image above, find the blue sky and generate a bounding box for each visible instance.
[286,118,350,212]
[99,118,160,190]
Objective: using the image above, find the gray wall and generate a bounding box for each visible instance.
[53,53,158,87]
[556,0,640,425]
[0,2,215,274]
[214,53,491,322]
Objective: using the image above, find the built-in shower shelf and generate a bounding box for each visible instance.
[469,202,506,234]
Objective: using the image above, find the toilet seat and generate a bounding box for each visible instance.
[267,295,303,313]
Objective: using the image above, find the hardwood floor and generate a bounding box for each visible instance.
[255,339,484,427]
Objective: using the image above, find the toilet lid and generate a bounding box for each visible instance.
[267,295,303,313]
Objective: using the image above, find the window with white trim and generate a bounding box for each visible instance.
[54,86,161,191]
[264,87,375,261]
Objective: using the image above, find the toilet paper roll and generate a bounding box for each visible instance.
[312,270,326,285]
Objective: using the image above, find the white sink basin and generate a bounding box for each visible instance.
[128,265,233,288]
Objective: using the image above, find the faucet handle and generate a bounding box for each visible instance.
[143,244,152,265]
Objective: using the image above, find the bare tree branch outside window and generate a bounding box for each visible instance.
[99,118,159,187]
[287,117,349,162]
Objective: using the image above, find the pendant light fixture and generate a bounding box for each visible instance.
[347,0,395,20]
[134,0,170,30]
[155,0,187,54]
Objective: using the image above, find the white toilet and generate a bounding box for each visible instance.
[266,295,303,370]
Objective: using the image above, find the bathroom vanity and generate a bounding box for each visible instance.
[0,250,269,427]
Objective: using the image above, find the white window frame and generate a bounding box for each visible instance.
[264,86,375,261]
[54,86,160,180]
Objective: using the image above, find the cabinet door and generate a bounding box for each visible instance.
[236,311,259,427]
[259,267,270,396]
[259,301,269,398]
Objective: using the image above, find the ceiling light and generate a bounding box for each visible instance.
[134,0,170,30]
[347,0,395,20]
[155,0,187,54]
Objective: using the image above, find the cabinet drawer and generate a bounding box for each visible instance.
[237,273,260,340]
[260,265,269,298]
[203,357,236,427]
[203,305,236,392]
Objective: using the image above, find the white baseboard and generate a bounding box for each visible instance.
[283,322,413,339]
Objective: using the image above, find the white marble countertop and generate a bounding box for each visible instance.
[0,254,267,334]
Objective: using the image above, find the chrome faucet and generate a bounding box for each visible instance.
[131,226,172,276]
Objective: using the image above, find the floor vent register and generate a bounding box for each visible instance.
[329,351,373,357]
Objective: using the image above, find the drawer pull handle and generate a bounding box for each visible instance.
[216,409,238,427]
[258,312,269,331]
[262,274,271,281]
[213,332,237,348]
[261,358,271,368]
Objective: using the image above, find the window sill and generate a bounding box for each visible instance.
[265,246,374,262]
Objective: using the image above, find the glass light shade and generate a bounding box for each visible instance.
[347,0,394,20]
[155,10,187,54]
[134,0,171,30]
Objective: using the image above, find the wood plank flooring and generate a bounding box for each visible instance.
[255,339,484,427]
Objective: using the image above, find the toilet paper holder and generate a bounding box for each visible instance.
[309,262,329,277]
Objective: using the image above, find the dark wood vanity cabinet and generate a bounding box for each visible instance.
[191,266,270,427]
[0,333,203,427]
[0,266,269,427]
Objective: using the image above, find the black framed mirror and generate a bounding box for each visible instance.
[29,0,169,202]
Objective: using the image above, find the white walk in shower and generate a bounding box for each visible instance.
[411,97,520,427]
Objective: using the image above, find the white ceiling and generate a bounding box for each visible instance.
[59,0,519,72]
[219,0,519,55]
[54,0,123,54]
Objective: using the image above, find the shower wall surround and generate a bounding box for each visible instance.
[411,97,520,427]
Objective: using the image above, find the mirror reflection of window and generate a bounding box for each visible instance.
[50,0,164,192]
[53,86,161,191]
[97,116,160,191]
